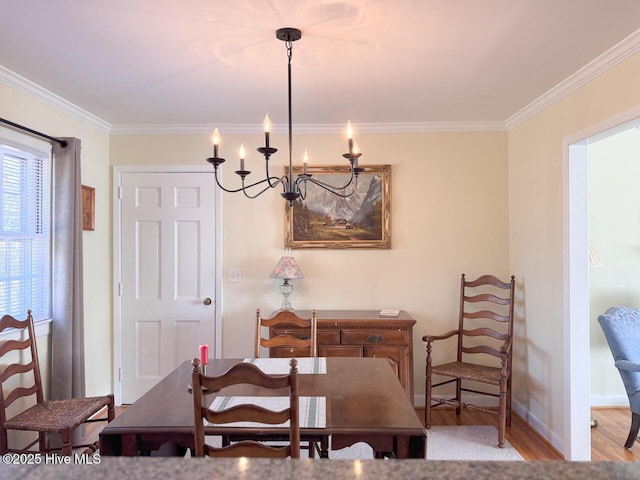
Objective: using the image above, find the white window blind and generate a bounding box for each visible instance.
[0,142,51,320]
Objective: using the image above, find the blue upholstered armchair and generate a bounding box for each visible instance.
[597,306,640,449]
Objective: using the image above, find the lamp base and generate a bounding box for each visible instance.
[279,279,295,311]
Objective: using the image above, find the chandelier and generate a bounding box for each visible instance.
[206,27,363,206]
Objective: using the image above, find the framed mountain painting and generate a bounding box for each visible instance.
[284,164,391,249]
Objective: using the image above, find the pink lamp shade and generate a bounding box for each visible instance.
[269,256,304,311]
[269,256,304,280]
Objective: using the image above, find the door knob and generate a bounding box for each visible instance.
[203,297,212,306]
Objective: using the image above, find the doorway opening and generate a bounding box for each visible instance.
[565,107,640,460]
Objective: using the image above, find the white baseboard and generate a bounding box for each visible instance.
[590,395,629,407]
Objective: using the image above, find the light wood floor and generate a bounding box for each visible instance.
[590,407,639,462]
[421,406,639,461]
[95,406,638,461]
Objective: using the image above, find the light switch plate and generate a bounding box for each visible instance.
[228,268,242,283]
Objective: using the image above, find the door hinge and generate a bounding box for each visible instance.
[118,282,123,296]
[118,367,123,382]
[118,185,123,199]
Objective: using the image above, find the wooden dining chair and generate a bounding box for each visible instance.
[422,274,515,448]
[0,310,115,455]
[254,308,317,358]
[191,357,300,458]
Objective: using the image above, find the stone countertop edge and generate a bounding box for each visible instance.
[3,458,640,480]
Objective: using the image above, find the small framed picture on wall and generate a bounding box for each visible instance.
[82,185,95,231]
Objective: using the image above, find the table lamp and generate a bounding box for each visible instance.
[269,256,304,311]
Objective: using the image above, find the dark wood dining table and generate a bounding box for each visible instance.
[99,356,426,458]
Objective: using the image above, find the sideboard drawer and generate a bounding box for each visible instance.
[317,330,340,345]
[341,329,407,345]
[318,345,363,357]
[271,347,313,357]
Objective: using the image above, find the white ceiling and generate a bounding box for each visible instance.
[2,0,640,132]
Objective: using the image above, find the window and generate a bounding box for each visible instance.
[0,142,51,320]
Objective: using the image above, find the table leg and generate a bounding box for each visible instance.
[319,436,329,458]
[121,434,138,456]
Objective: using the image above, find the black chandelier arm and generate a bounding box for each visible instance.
[264,157,282,189]
[298,175,359,199]
[213,169,283,194]
[240,178,284,199]
[297,165,358,191]
[297,180,306,201]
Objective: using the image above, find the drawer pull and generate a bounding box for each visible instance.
[298,334,311,340]
[365,334,384,343]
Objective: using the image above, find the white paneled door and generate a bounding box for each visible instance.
[117,171,216,404]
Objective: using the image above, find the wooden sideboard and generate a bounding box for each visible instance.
[268,309,416,403]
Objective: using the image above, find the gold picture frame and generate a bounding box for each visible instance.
[285,164,391,249]
[82,185,95,231]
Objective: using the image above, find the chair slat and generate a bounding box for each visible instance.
[464,274,512,289]
[461,345,504,358]
[0,315,28,332]
[204,404,291,425]
[200,362,291,392]
[4,385,38,408]
[0,339,31,357]
[0,361,36,383]
[463,292,511,305]
[462,327,508,341]
[463,310,510,322]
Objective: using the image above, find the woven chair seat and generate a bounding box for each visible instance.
[431,361,505,385]
[5,396,112,432]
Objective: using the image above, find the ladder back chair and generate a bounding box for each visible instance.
[422,274,515,448]
[247,309,323,456]
[191,357,300,458]
[255,309,317,358]
[0,310,114,455]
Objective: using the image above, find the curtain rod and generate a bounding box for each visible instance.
[0,117,68,148]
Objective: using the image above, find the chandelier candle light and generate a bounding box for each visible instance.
[270,256,304,311]
[206,27,363,206]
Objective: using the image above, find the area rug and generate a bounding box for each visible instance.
[426,426,524,461]
[302,426,523,460]
[207,425,524,460]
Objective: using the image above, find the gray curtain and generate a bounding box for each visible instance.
[50,137,85,401]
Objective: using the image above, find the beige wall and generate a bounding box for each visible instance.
[110,130,510,397]
[508,50,640,451]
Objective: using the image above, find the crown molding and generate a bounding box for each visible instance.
[505,28,640,130]
[109,120,507,135]
[0,63,506,135]
[0,65,112,134]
